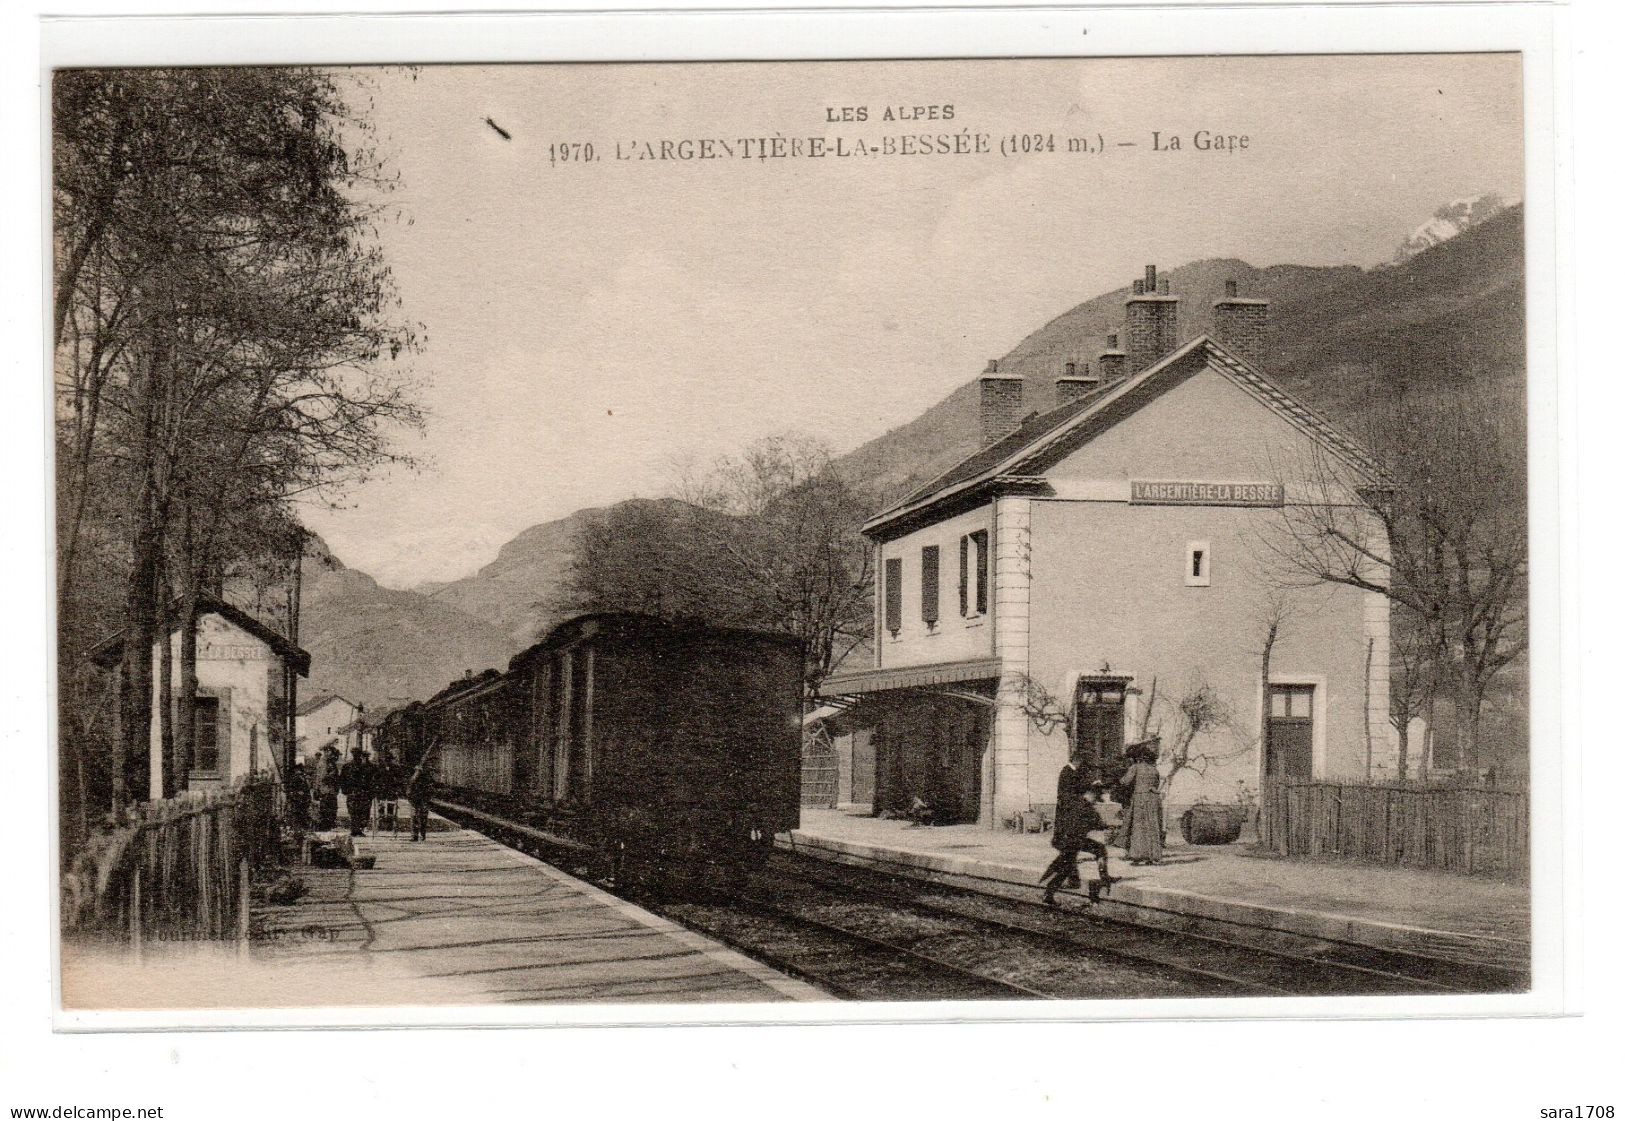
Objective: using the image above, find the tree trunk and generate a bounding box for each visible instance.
[116,309,171,807]
[1455,671,1482,776]
[74,732,89,846]
[176,557,201,794]
[1258,619,1278,790]
[284,543,302,778]
[1422,690,1437,774]
[1465,681,1487,780]
[118,512,159,806]
[157,581,175,799]
[1362,636,1374,781]
[1395,718,1410,782]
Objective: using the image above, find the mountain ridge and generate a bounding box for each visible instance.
[295,534,517,713]
[832,204,1523,499]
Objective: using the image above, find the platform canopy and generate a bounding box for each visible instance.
[818,657,1002,700]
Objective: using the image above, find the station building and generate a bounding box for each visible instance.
[819,267,1399,828]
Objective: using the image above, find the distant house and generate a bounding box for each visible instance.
[91,594,311,796]
[820,266,1398,828]
[333,712,380,762]
[295,693,360,763]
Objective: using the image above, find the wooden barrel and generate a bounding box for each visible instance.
[1180,804,1244,845]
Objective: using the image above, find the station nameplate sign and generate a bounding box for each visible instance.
[1130,480,1283,507]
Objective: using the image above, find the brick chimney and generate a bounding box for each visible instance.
[1212,278,1270,368]
[979,359,1024,446]
[1097,333,1127,383]
[1124,264,1180,372]
[1055,360,1099,405]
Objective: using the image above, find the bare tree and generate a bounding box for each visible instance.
[679,434,877,693]
[1253,593,1292,789]
[1136,678,1243,801]
[1263,383,1525,774]
[1387,603,1439,780]
[1004,672,1076,742]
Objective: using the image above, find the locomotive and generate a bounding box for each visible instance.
[374,612,804,891]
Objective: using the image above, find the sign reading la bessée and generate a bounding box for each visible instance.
[1129,480,1284,507]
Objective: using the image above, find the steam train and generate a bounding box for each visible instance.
[373,612,804,890]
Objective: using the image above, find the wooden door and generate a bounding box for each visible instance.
[1075,683,1126,783]
[956,711,985,823]
[1267,684,1315,778]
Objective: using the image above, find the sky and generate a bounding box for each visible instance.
[299,54,1524,588]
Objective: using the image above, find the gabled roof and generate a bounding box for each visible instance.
[296,692,356,716]
[865,336,1378,539]
[89,593,311,676]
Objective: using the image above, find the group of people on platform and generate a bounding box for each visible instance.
[1038,739,1165,906]
[283,743,436,842]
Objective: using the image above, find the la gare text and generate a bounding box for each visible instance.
[1152,130,1251,152]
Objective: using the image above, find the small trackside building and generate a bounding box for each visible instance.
[92,594,312,797]
[820,267,1398,829]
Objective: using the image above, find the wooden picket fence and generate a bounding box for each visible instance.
[61,775,283,949]
[800,726,838,807]
[1259,777,1528,882]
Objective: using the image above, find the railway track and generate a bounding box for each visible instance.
[712,867,1261,999]
[660,895,1055,1001]
[764,849,1523,997]
[433,800,1523,1001]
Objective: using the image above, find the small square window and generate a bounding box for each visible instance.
[1184,540,1211,587]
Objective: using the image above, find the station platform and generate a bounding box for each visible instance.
[786,807,1531,974]
[250,817,825,1006]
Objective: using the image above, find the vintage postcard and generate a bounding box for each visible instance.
[48,41,1553,1028]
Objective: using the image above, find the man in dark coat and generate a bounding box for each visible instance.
[316,744,341,830]
[340,748,376,837]
[406,762,435,842]
[285,762,311,832]
[1038,750,1114,904]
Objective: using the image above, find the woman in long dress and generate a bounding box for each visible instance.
[1118,743,1164,865]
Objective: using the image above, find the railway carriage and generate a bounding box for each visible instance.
[392,612,804,891]
[430,669,517,796]
[375,701,426,772]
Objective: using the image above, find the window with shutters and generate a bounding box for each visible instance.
[920,545,940,629]
[959,530,989,618]
[884,557,903,636]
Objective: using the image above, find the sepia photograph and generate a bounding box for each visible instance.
[48,49,1541,1020]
